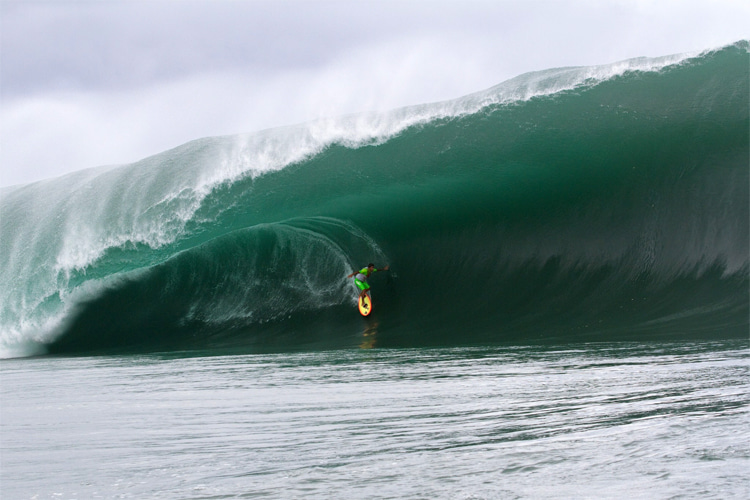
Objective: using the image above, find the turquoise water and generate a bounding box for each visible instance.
[1,42,747,357]
[1,43,748,498]
[2,341,748,498]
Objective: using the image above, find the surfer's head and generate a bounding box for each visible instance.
[367,263,375,269]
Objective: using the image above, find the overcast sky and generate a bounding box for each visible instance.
[1,0,748,187]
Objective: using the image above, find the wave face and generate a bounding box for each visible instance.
[2,42,748,357]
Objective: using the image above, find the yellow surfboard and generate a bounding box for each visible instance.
[358,293,372,316]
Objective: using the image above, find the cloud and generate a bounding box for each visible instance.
[1,35,499,186]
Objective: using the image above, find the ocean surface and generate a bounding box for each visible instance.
[1,42,749,498]
[1,342,748,499]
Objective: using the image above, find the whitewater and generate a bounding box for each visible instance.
[1,42,749,499]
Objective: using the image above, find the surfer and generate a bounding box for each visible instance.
[348,263,389,300]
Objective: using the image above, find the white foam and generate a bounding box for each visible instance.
[223,47,699,185]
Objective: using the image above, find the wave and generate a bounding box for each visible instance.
[2,41,748,357]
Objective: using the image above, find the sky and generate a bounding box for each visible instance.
[1,0,748,187]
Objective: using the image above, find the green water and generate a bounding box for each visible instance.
[2,43,746,357]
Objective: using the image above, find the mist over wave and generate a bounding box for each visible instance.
[1,42,747,357]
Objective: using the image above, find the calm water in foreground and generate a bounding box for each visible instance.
[2,340,748,499]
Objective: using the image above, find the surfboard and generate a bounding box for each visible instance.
[358,293,372,316]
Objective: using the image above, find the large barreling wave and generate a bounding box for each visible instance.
[1,41,747,357]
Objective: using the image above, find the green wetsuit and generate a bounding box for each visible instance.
[354,268,377,291]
